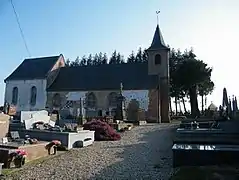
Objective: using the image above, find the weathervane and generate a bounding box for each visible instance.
[156,11,160,25]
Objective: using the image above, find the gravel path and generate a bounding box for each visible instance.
[6,124,176,180]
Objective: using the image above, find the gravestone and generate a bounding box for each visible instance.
[0,114,10,139]
[21,110,55,129]
[173,144,239,167]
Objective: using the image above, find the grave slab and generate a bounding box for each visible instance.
[172,144,239,167]
[17,129,95,149]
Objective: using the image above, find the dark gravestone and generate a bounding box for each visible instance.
[172,144,239,167]
[114,95,126,121]
[10,131,24,144]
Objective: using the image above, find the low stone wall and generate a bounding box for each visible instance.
[19,142,50,162]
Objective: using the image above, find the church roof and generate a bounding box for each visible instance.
[47,62,158,91]
[147,25,169,50]
[4,55,61,82]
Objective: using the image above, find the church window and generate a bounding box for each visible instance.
[86,92,97,108]
[12,87,18,105]
[108,92,118,107]
[30,86,37,106]
[52,93,61,107]
[155,54,161,65]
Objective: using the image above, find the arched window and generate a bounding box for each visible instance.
[86,92,97,108]
[108,92,118,107]
[52,93,61,107]
[155,54,161,65]
[12,87,18,105]
[30,86,37,106]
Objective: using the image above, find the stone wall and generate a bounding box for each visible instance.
[46,89,160,122]
[147,89,160,123]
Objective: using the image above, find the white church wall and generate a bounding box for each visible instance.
[66,91,87,101]
[4,79,47,111]
[122,90,149,110]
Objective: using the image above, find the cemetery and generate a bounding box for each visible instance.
[0,85,140,176]
[171,88,239,179]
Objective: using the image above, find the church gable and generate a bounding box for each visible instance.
[4,54,63,82]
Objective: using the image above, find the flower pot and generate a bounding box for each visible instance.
[14,158,23,168]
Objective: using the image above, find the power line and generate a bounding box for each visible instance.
[9,0,31,57]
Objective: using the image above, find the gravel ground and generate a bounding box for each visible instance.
[6,124,177,180]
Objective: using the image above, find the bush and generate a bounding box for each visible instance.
[83,119,121,141]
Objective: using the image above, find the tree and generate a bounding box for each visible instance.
[198,79,214,112]
[87,54,93,66]
[109,50,117,64]
[98,52,103,65]
[92,53,99,65]
[174,49,213,117]
[169,48,183,115]
[80,55,87,66]
[65,58,71,67]
[127,51,135,63]
[135,47,143,62]
[116,52,124,64]
[71,56,80,67]
[102,53,108,64]
[142,49,148,62]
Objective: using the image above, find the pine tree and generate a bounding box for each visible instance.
[87,54,93,66]
[98,52,103,65]
[102,53,108,64]
[92,53,99,65]
[65,58,71,67]
[135,47,143,62]
[80,55,87,66]
[71,56,80,66]
[127,51,135,63]
[142,49,148,62]
[116,52,124,64]
[109,50,117,64]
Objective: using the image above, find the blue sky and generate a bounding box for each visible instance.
[0,0,239,109]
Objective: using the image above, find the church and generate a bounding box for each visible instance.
[4,24,170,123]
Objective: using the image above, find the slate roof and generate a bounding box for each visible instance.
[47,62,158,91]
[147,25,169,50]
[4,55,61,82]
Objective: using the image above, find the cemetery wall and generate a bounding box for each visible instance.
[5,79,47,112]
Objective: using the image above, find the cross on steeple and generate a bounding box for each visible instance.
[156,11,160,25]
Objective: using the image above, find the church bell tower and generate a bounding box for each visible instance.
[146,18,170,123]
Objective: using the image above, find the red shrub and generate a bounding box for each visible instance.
[83,119,121,141]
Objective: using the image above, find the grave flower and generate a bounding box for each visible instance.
[45,140,62,155]
[9,149,27,168]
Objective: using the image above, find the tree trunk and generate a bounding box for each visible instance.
[169,97,172,116]
[179,101,182,113]
[201,95,204,113]
[182,97,187,113]
[174,97,178,115]
[189,85,200,118]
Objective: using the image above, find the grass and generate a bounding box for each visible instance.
[170,166,239,180]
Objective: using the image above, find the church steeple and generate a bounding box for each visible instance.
[148,25,169,50]
[146,11,170,123]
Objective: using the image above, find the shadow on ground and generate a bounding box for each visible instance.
[91,124,177,180]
